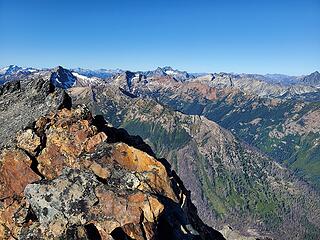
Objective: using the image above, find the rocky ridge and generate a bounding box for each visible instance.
[0,78,224,239]
[0,77,71,149]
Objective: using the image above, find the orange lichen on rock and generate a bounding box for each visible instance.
[85,132,108,152]
[112,143,177,200]
[34,107,107,179]
[16,129,41,155]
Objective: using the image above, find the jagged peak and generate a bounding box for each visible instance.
[50,66,76,89]
[52,65,69,72]
[301,70,320,85]
[0,64,22,75]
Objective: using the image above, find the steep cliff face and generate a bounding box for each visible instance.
[0,103,224,240]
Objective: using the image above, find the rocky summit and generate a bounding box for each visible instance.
[0,101,224,239]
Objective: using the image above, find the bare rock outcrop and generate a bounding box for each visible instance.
[0,105,224,240]
[0,77,71,149]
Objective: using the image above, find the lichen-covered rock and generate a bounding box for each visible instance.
[24,168,99,238]
[16,129,41,155]
[0,105,225,240]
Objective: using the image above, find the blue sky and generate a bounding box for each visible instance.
[0,0,319,75]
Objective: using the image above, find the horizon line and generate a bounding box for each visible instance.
[0,64,318,77]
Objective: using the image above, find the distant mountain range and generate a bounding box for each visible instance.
[1,65,320,239]
[1,64,320,87]
[0,65,38,84]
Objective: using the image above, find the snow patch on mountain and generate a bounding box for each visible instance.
[50,66,76,89]
[71,72,105,86]
[71,68,123,79]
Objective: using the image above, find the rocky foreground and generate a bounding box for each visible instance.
[0,101,225,239]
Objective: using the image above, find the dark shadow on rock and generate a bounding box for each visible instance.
[157,194,225,240]
[93,115,156,158]
[84,223,102,240]
[157,158,225,239]
[110,227,134,240]
[119,87,138,98]
[58,90,72,110]
[23,207,38,224]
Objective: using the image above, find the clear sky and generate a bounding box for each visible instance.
[0,0,319,75]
